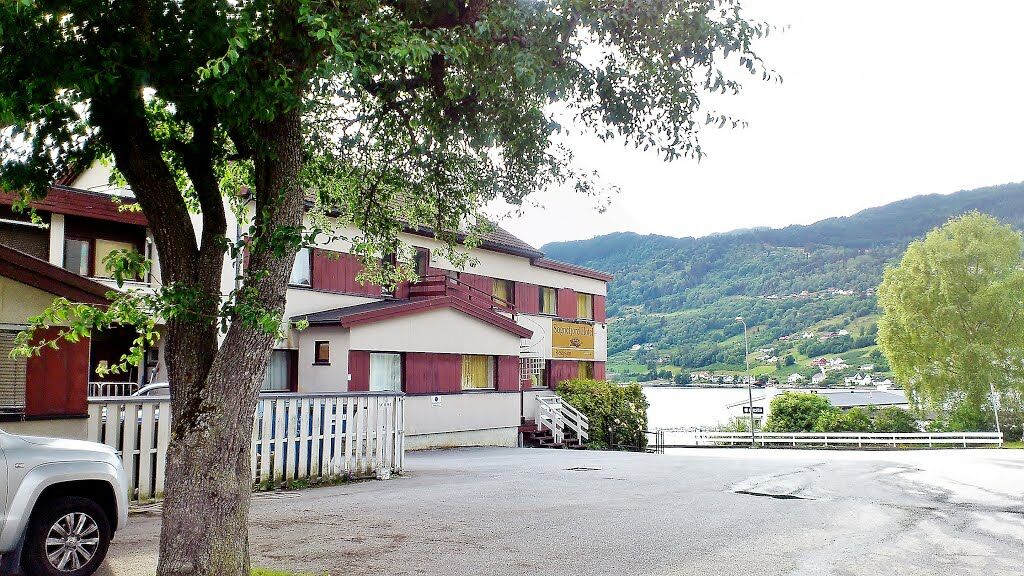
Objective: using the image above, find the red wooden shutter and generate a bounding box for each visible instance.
[557,289,577,320]
[496,356,520,391]
[594,295,607,322]
[514,283,540,314]
[25,328,89,417]
[548,360,579,390]
[404,353,462,394]
[593,361,606,381]
[348,350,370,392]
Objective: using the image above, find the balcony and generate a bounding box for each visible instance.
[408,275,516,318]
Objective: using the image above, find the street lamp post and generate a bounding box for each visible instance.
[736,317,756,447]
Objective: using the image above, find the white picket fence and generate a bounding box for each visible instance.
[693,431,1003,448]
[87,392,405,504]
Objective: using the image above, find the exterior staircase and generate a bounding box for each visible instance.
[519,396,590,449]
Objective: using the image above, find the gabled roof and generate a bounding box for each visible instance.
[0,186,148,226]
[295,296,533,338]
[0,245,110,304]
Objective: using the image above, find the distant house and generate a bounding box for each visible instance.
[802,332,815,340]
[837,329,850,336]
[723,375,735,384]
[844,373,873,386]
[811,358,829,368]
[787,373,806,384]
[811,372,826,384]
[860,364,875,372]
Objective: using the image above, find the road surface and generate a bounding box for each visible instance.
[98,447,1024,575]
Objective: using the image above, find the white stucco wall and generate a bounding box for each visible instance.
[285,288,377,319]
[296,326,350,393]
[70,162,130,195]
[348,307,522,356]
[404,392,520,435]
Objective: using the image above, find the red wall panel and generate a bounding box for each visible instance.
[404,353,462,394]
[557,289,577,320]
[548,360,579,390]
[496,356,520,392]
[593,361,606,381]
[514,283,539,314]
[25,328,89,417]
[594,295,607,322]
[348,350,370,392]
[458,273,494,309]
[312,249,382,297]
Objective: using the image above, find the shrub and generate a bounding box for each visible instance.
[872,406,920,433]
[764,392,834,432]
[813,407,873,432]
[557,379,649,449]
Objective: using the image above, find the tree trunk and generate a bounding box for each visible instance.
[154,106,307,576]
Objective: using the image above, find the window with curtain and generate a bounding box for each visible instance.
[290,247,311,286]
[461,355,495,390]
[370,353,402,392]
[576,292,594,320]
[529,368,547,389]
[63,238,91,276]
[262,350,292,391]
[539,286,557,315]
[492,279,514,305]
[94,239,138,279]
[314,341,330,364]
[578,361,594,380]
[412,247,430,279]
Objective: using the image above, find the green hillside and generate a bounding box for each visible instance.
[541,183,1024,382]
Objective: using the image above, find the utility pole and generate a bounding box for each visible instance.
[736,317,756,447]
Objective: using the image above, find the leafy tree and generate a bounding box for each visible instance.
[557,379,649,449]
[783,354,795,366]
[877,213,1024,431]
[674,371,691,385]
[871,407,919,433]
[764,392,833,432]
[1,3,773,573]
[812,407,872,433]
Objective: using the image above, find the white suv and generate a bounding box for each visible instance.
[0,428,128,575]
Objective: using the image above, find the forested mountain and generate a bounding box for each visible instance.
[541,183,1024,378]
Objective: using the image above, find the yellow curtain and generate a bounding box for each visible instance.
[492,279,511,303]
[578,362,593,379]
[540,287,557,315]
[576,293,593,319]
[461,355,492,389]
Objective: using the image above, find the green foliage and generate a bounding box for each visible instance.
[872,406,920,433]
[877,212,1024,427]
[764,392,834,432]
[557,379,649,449]
[812,407,873,433]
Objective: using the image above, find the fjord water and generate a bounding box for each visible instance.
[642,386,754,430]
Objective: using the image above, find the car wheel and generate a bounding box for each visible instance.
[21,496,111,576]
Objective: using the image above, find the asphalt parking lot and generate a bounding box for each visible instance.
[99,447,1024,575]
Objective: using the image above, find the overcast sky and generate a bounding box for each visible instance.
[492,0,1024,249]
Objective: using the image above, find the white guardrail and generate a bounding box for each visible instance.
[694,431,1004,448]
[88,392,405,504]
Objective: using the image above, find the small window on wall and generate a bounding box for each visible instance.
[262,350,293,392]
[412,247,430,280]
[370,353,402,392]
[290,247,311,286]
[314,341,330,365]
[578,361,594,380]
[63,238,91,276]
[492,279,514,306]
[461,355,495,390]
[576,292,594,320]
[539,286,557,315]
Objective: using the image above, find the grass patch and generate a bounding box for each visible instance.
[1003,441,1024,449]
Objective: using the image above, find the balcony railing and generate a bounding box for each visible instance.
[408,275,516,317]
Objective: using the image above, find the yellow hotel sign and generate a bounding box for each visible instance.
[551,321,595,360]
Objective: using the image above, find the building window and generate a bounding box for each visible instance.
[262,350,293,392]
[412,247,430,280]
[539,286,557,315]
[290,247,311,286]
[492,279,514,306]
[0,330,26,415]
[461,355,495,390]
[370,353,402,392]
[94,239,137,279]
[578,361,594,380]
[576,292,594,320]
[529,367,547,389]
[313,341,330,365]
[63,238,91,276]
